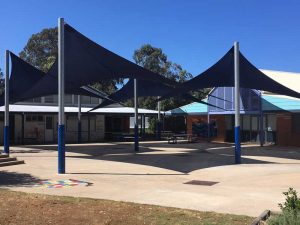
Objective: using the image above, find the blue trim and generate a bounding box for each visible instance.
[77,121,81,143]
[58,124,65,174]
[234,126,241,164]
[3,126,9,155]
[134,124,139,152]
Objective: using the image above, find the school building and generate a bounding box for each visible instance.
[165,70,300,147]
[0,94,156,145]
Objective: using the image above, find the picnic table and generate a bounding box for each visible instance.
[167,134,194,144]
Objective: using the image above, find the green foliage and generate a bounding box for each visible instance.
[0,68,3,78]
[132,44,196,111]
[267,188,300,225]
[148,117,157,133]
[19,27,119,94]
[20,27,58,72]
[278,188,300,212]
[267,210,300,225]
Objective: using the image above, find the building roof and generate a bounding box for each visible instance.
[262,95,300,112]
[166,69,300,116]
[0,105,159,115]
[261,69,300,93]
[166,94,300,116]
[165,100,208,116]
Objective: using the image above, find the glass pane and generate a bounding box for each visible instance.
[65,94,73,104]
[45,95,54,103]
[82,96,91,104]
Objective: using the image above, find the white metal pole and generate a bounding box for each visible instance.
[3,50,10,155]
[134,79,139,151]
[78,95,81,143]
[58,17,65,173]
[157,97,161,140]
[234,42,241,164]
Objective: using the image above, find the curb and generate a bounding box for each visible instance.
[251,210,271,225]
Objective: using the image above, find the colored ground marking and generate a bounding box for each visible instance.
[33,179,93,188]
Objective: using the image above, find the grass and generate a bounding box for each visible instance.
[0,189,253,225]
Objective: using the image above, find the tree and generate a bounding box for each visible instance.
[131,44,193,111]
[19,27,118,94]
[131,44,212,133]
[20,28,58,73]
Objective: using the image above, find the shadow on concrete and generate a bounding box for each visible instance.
[12,142,300,174]
[69,172,186,176]
[19,143,162,156]
[65,142,280,174]
[0,171,41,187]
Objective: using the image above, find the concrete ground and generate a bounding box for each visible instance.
[1,141,300,217]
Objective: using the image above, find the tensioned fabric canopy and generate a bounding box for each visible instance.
[0,52,102,106]
[3,23,175,105]
[48,23,175,87]
[159,47,300,100]
[89,79,224,111]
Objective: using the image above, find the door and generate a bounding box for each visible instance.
[45,116,54,143]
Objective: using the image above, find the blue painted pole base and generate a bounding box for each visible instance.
[134,124,139,152]
[3,126,9,155]
[234,126,241,164]
[77,121,82,144]
[58,124,65,174]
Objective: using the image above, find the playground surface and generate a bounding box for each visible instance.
[1,141,300,217]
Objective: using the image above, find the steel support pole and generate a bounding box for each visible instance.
[58,17,65,173]
[207,112,210,142]
[234,42,241,164]
[259,92,264,147]
[134,79,139,152]
[77,95,82,143]
[156,97,161,140]
[3,50,9,155]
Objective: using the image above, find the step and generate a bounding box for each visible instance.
[0,154,9,158]
[0,160,25,167]
[0,157,17,163]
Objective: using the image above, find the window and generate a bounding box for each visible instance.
[65,95,73,104]
[52,95,58,103]
[26,115,44,122]
[91,97,99,104]
[45,95,54,103]
[82,96,91,104]
[33,97,42,103]
[292,114,300,134]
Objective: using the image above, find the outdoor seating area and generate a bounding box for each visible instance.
[167,133,195,144]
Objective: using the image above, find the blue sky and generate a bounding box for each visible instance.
[1,0,300,76]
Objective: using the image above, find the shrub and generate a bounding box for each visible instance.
[268,210,300,225]
[278,187,300,212]
[267,188,300,225]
